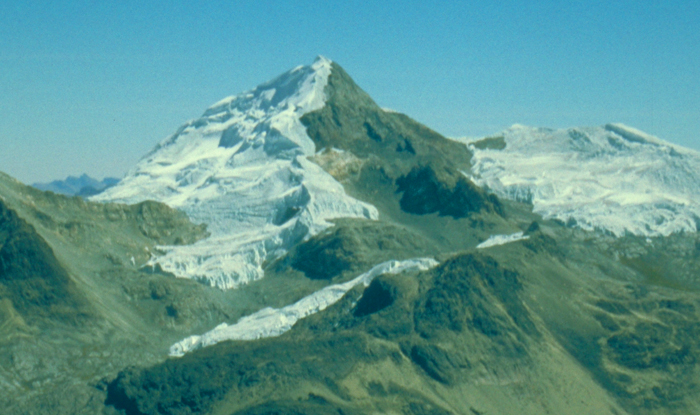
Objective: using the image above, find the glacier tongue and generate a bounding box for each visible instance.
[92,57,378,288]
[169,258,439,357]
[477,232,530,249]
[467,123,700,237]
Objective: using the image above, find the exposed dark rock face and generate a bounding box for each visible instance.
[129,200,209,245]
[396,166,504,219]
[302,65,505,223]
[300,64,473,183]
[353,278,395,317]
[288,220,432,281]
[291,228,355,280]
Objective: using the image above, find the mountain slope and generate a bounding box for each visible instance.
[2,167,402,414]
[302,62,503,221]
[99,59,700,414]
[0,172,238,414]
[1,57,514,415]
[467,123,700,236]
[93,57,377,289]
[104,223,700,415]
[148,58,519,357]
[0,199,91,329]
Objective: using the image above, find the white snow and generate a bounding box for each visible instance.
[476,232,530,249]
[468,123,700,237]
[92,56,379,289]
[169,257,439,356]
[448,136,478,144]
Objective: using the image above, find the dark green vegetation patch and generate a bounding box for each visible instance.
[0,200,91,325]
[396,165,504,218]
[353,277,395,317]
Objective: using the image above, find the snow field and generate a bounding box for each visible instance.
[93,57,378,288]
[467,124,700,237]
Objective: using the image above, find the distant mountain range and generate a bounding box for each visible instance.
[32,173,119,197]
[2,57,700,415]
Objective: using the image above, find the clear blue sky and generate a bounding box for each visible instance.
[1,0,698,184]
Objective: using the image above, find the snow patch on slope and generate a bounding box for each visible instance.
[92,57,378,288]
[477,232,530,249]
[169,258,438,356]
[468,124,700,237]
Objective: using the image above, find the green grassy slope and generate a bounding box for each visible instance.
[104,224,700,415]
[0,199,92,329]
[0,173,366,415]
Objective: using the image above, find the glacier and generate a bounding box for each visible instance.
[467,123,700,237]
[476,232,530,249]
[169,258,439,356]
[92,57,378,288]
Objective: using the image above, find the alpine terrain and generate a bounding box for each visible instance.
[2,56,700,415]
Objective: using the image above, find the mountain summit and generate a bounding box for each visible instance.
[93,57,378,289]
[93,56,497,289]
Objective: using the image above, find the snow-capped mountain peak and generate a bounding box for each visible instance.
[467,123,700,237]
[92,57,378,289]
